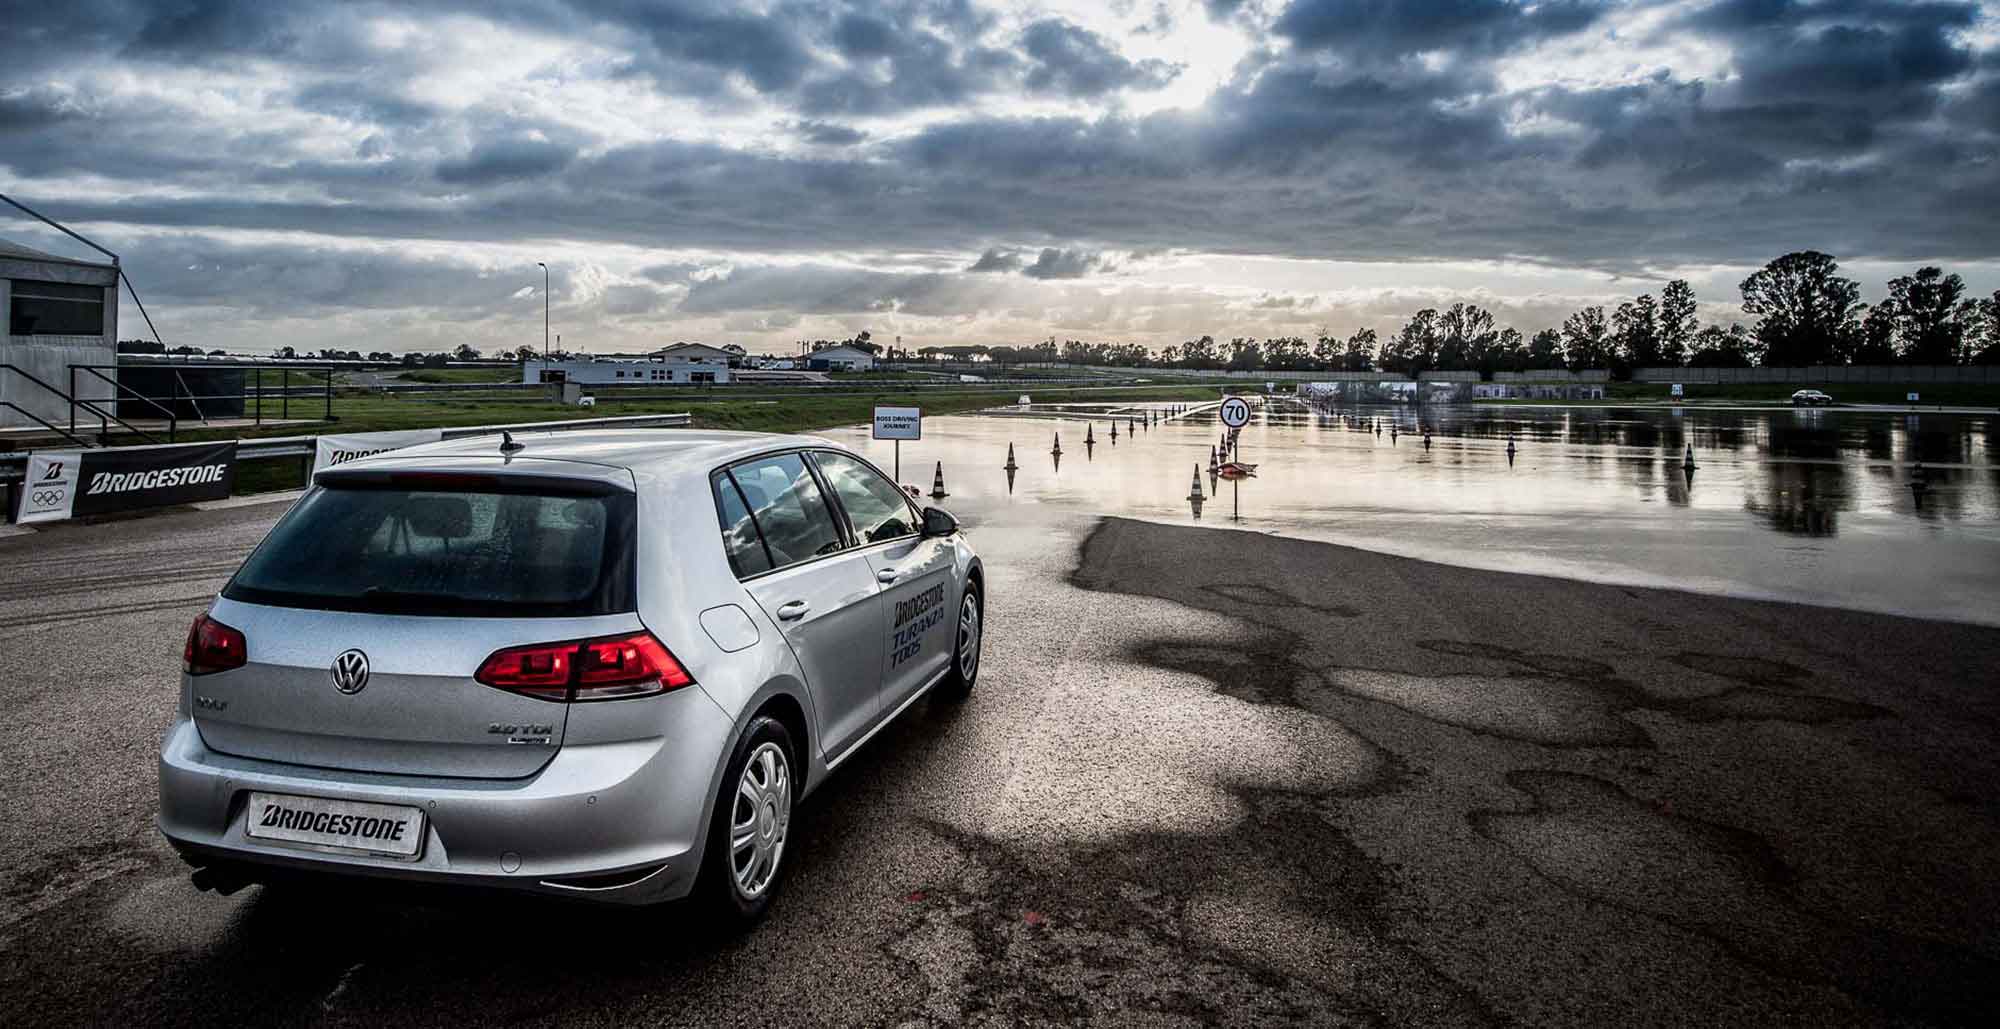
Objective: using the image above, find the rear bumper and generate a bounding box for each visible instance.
[156,686,735,906]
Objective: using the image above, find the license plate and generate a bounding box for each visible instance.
[245,792,425,858]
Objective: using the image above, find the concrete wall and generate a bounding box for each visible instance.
[1632,365,1999,384]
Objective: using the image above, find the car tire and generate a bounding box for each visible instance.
[933,582,982,702]
[694,715,796,928]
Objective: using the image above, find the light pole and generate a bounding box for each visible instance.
[536,262,550,364]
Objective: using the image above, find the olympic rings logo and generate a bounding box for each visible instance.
[31,489,67,506]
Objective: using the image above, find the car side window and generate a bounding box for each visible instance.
[812,451,919,544]
[712,473,773,578]
[723,453,846,571]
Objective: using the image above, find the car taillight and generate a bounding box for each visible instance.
[184,614,247,676]
[475,632,693,702]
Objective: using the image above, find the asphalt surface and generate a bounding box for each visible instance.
[3,497,1999,1026]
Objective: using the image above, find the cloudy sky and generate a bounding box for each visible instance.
[4,0,1998,355]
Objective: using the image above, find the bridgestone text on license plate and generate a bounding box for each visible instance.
[245,792,425,857]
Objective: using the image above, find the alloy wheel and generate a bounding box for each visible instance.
[957,593,981,683]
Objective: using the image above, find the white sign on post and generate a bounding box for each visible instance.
[873,405,921,482]
[872,406,921,440]
[1219,396,1252,429]
[1671,383,1684,397]
[1908,392,1920,403]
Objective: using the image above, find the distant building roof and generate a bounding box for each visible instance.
[813,345,876,359]
[0,237,116,270]
[651,342,734,359]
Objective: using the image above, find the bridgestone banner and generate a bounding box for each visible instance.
[16,441,238,525]
[313,428,444,475]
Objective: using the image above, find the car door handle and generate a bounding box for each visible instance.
[876,568,899,584]
[775,600,810,621]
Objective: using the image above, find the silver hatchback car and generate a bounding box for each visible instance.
[158,430,983,922]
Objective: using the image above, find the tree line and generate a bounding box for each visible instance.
[914,252,2000,376]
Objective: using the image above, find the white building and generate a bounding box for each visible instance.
[1,239,119,429]
[807,345,876,371]
[650,342,736,368]
[522,350,731,386]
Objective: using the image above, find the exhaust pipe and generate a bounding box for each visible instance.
[190,865,250,896]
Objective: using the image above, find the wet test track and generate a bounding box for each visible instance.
[3,489,1999,1026]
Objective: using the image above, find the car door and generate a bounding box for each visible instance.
[809,450,956,711]
[716,453,886,759]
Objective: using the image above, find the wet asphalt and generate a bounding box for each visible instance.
[3,493,1999,1026]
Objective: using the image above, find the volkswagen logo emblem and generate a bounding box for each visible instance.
[331,649,371,695]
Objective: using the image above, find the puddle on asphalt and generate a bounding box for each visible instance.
[821,400,2000,625]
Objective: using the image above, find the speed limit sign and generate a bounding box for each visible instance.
[1219,396,1251,428]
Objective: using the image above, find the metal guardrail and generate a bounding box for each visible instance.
[0,411,691,488]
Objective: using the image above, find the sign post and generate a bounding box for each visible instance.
[1218,397,1252,521]
[1671,383,1684,398]
[872,406,921,481]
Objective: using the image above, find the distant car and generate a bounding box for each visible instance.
[1791,389,1833,407]
[160,430,983,923]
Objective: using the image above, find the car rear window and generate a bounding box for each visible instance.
[224,483,637,616]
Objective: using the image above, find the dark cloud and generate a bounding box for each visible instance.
[1275,0,1608,60]
[1019,19,1180,96]
[793,120,868,145]
[123,0,304,60]
[435,139,576,185]
[612,2,817,94]
[292,80,440,128]
[88,233,530,317]
[1022,248,1104,279]
[0,88,77,131]
[967,248,1023,273]
[832,12,900,58]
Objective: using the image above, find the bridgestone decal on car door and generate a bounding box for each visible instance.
[889,583,947,669]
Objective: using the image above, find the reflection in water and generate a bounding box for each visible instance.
[829,401,2000,625]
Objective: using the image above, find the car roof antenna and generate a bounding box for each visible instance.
[499,431,525,455]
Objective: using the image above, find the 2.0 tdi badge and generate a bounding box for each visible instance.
[331,649,370,695]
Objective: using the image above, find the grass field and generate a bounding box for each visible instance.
[390,367,522,384]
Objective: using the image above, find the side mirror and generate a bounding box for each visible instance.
[921,506,959,538]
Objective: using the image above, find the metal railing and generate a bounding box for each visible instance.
[3,362,165,445]
[69,363,340,438]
